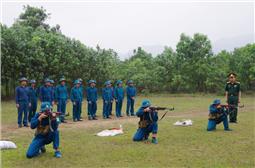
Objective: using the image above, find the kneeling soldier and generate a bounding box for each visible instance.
[133,100,158,144]
[26,102,62,158]
[207,99,232,131]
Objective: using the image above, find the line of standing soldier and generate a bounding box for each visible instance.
[15,77,137,127]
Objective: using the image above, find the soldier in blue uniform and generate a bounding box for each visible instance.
[86,80,98,120]
[55,77,69,123]
[71,80,83,122]
[39,79,54,105]
[26,102,62,158]
[28,79,39,122]
[50,79,56,104]
[102,81,113,119]
[77,78,84,119]
[114,80,124,118]
[15,77,31,128]
[126,80,137,116]
[133,100,158,144]
[109,83,114,116]
[225,73,241,123]
[207,99,232,131]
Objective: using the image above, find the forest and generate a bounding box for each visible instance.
[1,5,255,97]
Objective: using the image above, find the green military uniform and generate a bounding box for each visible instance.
[225,81,240,122]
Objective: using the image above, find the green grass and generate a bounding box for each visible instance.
[1,95,255,168]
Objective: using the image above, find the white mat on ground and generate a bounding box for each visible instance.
[0,141,17,149]
[174,120,193,126]
[96,125,123,137]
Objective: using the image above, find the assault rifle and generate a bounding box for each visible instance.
[39,109,61,119]
[147,106,175,121]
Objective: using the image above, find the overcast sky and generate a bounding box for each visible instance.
[1,1,254,58]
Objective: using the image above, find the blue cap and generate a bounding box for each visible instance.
[40,102,52,111]
[30,79,36,84]
[127,80,133,84]
[19,77,28,82]
[89,80,96,84]
[213,99,221,105]
[59,77,66,82]
[141,99,151,108]
[44,78,51,83]
[105,80,111,86]
[50,80,55,84]
[74,80,81,85]
[116,80,123,85]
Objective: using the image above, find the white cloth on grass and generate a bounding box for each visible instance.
[0,141,17,149]
[96,125,123,137]
[174,120,193,126]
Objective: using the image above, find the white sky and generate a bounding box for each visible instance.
[1,0,255,58]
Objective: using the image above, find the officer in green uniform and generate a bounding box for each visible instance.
[225,73,241,123]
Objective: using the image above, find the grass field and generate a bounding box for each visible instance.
[1,94,255,168]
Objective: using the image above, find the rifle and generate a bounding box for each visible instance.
[39,110,61,120]
[220,104,244,109]
[148,106,175,121]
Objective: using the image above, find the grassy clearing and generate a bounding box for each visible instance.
[1,95,255,168]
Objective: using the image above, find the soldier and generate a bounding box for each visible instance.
[71,80,83,122]
[207,99,232,131]
[26,102,62,158]
[86,80,98,120]
[49,79,56,105]
[133,100,158,144]
[225,73,241,123]
[40,79,54,105]
[126,80,136,116]
[15,77,31,128]
[28,79,39,122]
[109,82,114,116]
[55,77,69,123]
[77,78,84,119]
[102,81,113,119]
[114,80,124,118]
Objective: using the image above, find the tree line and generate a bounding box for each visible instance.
[1,5,255,97]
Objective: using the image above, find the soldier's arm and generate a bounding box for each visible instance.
[136,108,144,117]
[30,113,40,129]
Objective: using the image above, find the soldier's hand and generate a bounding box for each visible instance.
[88,101,92,104]
[52,101,55,105]
[52,113,56,118]
[105,101,108,104]
[16,104,19,108]
[73,102,76,105]
[39,113,48,121]
[29,103,31,107]
[144,107,150,112]
[116,99,118,103]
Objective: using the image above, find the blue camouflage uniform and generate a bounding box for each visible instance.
[26,102,61,158]
[71,80,83,121]
[109,86,114,115]
[28,80,39,122]
[50,80,56,103]
[207,99,231,131]
[114,80,124,117]
[15,77,30,126]
[126,80,136,116]
[86,80,98,120]
[55,78,68,122]
[40,79,54,104]
[78,78,84,118]
[102,81,113,119]
[133,100,158,144]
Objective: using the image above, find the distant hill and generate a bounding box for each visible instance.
[212,34,254,53]
[118,34,254,59]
